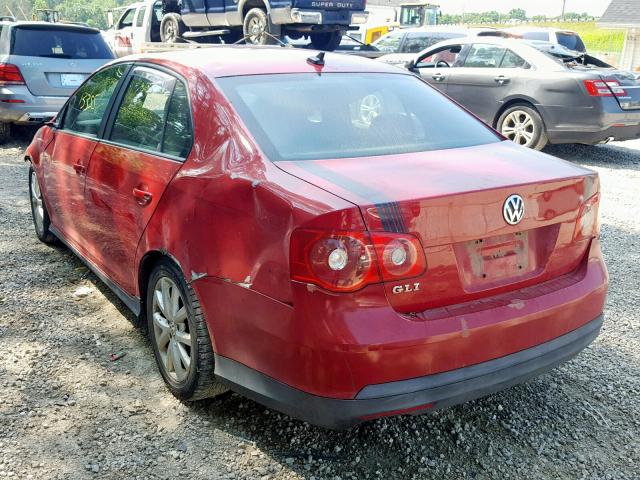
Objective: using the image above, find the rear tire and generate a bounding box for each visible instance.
[28,166,56,244]
[0,122,10,144]
[147,259,228,401]
[160,13,186,43]
[497,104,548,150]
[243,8,279,45]
[309,31,342,51]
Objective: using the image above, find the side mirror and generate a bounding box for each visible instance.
[107,11,114,28]
[406,59,418,73]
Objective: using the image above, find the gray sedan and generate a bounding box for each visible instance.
[0,21,114,144]
[396,37,640,149]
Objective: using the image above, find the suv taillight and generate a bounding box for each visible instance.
[290,229,426,292]
[583,79,626,97]
[0,63,25,85]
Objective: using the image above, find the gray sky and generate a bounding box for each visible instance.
[442,0,611,16]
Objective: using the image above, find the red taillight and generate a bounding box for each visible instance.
[290,229,426,292]
[574,193,600,241]
[583,79,627,97]
[0,63,25,85]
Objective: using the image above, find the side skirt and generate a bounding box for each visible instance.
[49,225,142,316]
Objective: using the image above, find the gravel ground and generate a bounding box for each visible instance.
[1,128,638,480]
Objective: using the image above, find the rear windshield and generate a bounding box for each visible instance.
[556,32,586,52]
[218,73,499,161]
[11,26,113,59]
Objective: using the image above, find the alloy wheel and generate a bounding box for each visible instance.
[248,16,266,44]
[152,277,192,383]
[30,171,44,234]
[501,110,536,147]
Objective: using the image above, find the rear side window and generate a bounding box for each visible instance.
[556,32,586,52]
[136,7,146,28]
[521,32,549,42]
[500,49,528,68]
[218,73,499,161]
[162,81,193,157]
[63,65,126,137]
[10,27,113,59]
[110,67,176,152]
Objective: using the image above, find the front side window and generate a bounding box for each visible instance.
[110,67,176,152]
[63,65,127,137]
[416,45,463,67]
[218,73,498,162]
[372,31,403,52]
[463,44,506,68]
[118,8,135,29]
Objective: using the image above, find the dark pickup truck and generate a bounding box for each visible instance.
[158,0,368,50]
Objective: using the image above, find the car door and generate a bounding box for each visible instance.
[445,43,527,123]
[114,7,136,57]
[131,5,148,52]
[412,44,465,93]
[41,64,129,249]
[83,66,192,294]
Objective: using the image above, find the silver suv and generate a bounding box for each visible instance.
[0,21,114,143]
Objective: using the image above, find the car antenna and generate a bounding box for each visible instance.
[307,51,325,67]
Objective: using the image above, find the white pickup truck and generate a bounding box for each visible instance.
[105,0,225,57]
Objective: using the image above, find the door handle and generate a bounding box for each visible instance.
[132,187,152,206]
[72,162,85,175]
[494,75,510,84]
[432,73,445,82]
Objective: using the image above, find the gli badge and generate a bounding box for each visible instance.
[392,283,420,294]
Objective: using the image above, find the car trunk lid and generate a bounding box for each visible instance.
[278,141,599,313]
[601,70,640,110]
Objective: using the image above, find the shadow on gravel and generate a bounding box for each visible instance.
[544,143,640,170]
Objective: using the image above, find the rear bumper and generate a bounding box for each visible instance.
[0,86,65,124]
[546,123,640,144]
[215,313,603,429]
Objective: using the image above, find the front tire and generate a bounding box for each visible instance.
[309,31,342,51]
[29,166,56,244]
[147,259,228,401]
[243,8,279,45]
[160,12,186,43]
[497,104,548,150]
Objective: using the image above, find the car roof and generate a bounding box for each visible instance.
[129,45,409,78]
[396,26,497,35]
[7,21,100,33]
[504,26,578,34]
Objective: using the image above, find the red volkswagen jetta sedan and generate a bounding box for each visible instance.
[26,47,608,428]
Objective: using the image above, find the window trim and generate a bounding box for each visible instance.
[100,61,194,162]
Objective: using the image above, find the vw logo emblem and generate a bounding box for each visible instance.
[503,194,525,225]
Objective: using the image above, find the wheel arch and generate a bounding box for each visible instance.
[138,250,185,317]
[239,0,270,19]
[493,97,546,129]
